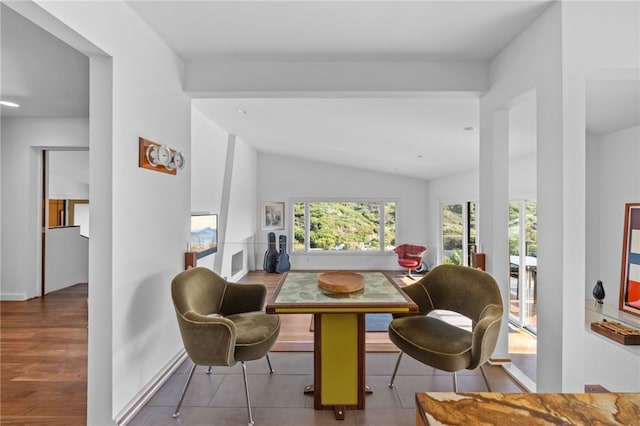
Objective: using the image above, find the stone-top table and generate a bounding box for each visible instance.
[416,392,640,425]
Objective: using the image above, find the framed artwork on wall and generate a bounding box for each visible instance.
[262,201,285,230]
[619,203,640,317]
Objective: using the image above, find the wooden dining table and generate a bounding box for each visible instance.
[266,271,418,419]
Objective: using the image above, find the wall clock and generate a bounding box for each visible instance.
[138,137,184,175]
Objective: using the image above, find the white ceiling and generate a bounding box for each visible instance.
[0,5,89,118]
[127,0,554,179]
[125,1,553,61]
[2,1,639,182]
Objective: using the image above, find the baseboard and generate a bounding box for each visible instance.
[501,362,536,392]
[116,349,188,425]
[488,357,512,365]
[0,293,28,301]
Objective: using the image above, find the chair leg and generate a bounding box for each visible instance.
[406,268,418,280]
[479,364,491,391]
[241,361,255,426]
[388,352,403,388]
[452,371,458,392]
[206,366,213,375]
[172,362,197,418]
[266,353,274,374]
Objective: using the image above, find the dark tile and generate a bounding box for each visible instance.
[253,407,357,426]
[210,373,309,408]
[355,407,416,426]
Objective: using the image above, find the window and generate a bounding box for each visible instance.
[441,202,477,266]
[293,201,396,252]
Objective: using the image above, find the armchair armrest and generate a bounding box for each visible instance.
[220,282,267,315]
[400,282,435,316]
[180,311,237,366]
[469,304,503,369]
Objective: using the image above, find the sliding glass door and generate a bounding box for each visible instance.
[508,201,537,333]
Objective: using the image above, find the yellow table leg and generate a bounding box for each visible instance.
[315,313,365,412]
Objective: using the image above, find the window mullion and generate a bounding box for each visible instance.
[305,202,310,251]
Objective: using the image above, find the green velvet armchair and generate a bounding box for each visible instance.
[388,264,503,392]
[171,267,281,426]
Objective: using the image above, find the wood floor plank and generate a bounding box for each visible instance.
[1,283,88,425]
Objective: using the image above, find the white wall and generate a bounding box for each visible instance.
[190,105,229,271]
[24,2,192,424]
[49,175,89,200]
[44,226,88,293]
[74,203,90,237]
[256,152,429,271]
[189,112,261,280]
[48,150,90,200]
[223,137,258,280]
[1,117,89,300]
[584,331,640,392]
[586,126,640,304]
[481,2,565,387]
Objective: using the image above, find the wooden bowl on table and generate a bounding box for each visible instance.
[318,271,364,293]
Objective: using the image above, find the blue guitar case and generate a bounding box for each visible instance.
[276,234,291,273]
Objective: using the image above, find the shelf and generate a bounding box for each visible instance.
[585,300,640,331]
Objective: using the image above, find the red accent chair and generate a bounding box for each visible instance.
[394,244,427,280]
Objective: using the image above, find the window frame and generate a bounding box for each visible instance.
[291,198,398,254]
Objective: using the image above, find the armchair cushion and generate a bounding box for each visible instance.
[228,311,281,361]
[389,315,472,372]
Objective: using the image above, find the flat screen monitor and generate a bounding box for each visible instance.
[189,213,218,258]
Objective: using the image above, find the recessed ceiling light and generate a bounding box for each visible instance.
[0,101,20,108]
[238,109,247,114]
[417,155,423,158]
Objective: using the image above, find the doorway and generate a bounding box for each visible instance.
[42,149,90,296]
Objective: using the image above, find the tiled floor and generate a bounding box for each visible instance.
[127,352,524,426]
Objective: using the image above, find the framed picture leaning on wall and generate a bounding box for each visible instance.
[619,202,640,317]
[262,201,285,231]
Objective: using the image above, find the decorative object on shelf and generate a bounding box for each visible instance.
[276,234,291,273]
[318,271,365,293]
[593,280,606,306]
[619,203,640,317]
[263,232,278,273]
[262,201,284,230]
[590,319,640,345]
[138,137,185,175]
